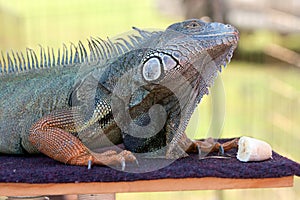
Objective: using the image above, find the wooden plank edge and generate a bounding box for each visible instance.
[0,176,294,196]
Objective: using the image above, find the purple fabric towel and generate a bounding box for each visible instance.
[0,139,299,183]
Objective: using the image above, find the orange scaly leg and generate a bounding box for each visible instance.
[29,109,136,170]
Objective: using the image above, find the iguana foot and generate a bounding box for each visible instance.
[90,150,137,170]
[187,137,239,158]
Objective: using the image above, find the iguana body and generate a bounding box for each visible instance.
[0,19,239,168]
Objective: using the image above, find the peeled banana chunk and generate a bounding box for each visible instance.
[237,136,272,162]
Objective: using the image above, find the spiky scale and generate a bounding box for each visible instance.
[0,27,155,75]
[91,38,104,60]
[132,26,151,38]
[115,42,127,54]
[72,44,79,64]
[107,37,118,57]
[7,52,14,73]
[78,41,87,63]
[102,39,112,59]
[57,48,61,66]
[16,52,22,71]
[63,44,68,66]
[94,38,108,60]
[25,48,31,70]
[133,35,143,43]
[51,48,55,67]
[61,46,65,66]
[117,38,133,50]
[11,51,18,72]
[88,40,95,63]
[90,38,101,60]
[47,47,51,68]
[43,47,47,67]
[20,52,26,71]
[128,35,139,47]
[31,49,39,69]
[39,45,44,68]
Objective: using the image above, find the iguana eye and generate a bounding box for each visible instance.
[186,21,201,28]
[142,57,162,81]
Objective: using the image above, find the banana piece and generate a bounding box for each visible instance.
[237,136,272,162]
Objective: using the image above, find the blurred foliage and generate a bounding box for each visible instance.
[0,0,178,51]
[239,31,300,52]
[239,31,281,52]
[279,33,300,52]
[237,31,300,63]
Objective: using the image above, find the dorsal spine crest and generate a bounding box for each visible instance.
[0,28,160,75]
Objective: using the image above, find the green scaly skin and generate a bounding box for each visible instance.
[0,19,239,167]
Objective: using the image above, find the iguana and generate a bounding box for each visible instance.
[0,19,239,169]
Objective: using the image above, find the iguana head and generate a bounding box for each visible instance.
[141,19,239,87]
[130,19,239,157]
[139,19,239,117]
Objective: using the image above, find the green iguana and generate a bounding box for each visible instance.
[0,19,239,169]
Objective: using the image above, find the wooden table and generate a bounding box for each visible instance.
[0,176,294,197]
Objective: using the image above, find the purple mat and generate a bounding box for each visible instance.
[0,139,299,184]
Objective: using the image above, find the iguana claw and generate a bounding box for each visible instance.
[85,150,137,170]
[218,145,225,155]
[90,150,137,170]
[121,158,126,171]
[196,144,202,159]
[88,160,92,170]
[117,151,139,171]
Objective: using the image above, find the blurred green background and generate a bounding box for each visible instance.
[0,0,300,199]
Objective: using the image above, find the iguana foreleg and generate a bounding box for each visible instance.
[29,109,136,169]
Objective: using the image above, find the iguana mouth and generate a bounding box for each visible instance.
[207,42,238,73]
